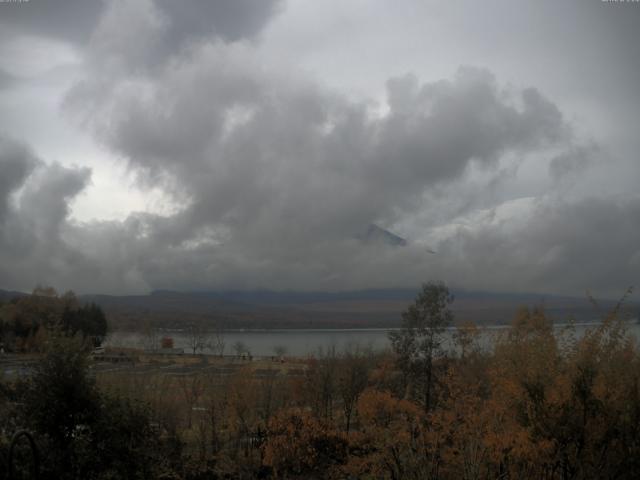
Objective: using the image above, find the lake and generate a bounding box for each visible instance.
[106,320,640,357]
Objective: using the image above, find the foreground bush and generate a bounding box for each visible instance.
[5,334,181,479]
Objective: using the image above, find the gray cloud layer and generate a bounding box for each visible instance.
[0,0,281,45]
[0,136,91,290]
[0,0,638,297]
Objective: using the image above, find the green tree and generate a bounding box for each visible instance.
[17,332,174,479]
[389,281,453,412]
[18,333,99,476]
[61,302,108,347]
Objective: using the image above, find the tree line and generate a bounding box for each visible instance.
[0,286,108,352]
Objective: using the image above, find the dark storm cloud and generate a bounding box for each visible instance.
[371,71,567,209]
[68,54,575,243]
[0,0,282,46]
[0,0,104,44]
[55,0,606,294]
[3,136,637,296]
[50,194,640,297]
[429,195,640,297]
[59,30,603,294]
[156,0,284,44]
[0,136,91,291]
[1,0,636,297]
[0,136,38,221]
[549,142,599,180]
[84,0,283,75]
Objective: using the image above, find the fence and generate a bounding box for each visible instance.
[1,430,39,480]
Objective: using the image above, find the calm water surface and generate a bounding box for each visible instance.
[106,321,640,357]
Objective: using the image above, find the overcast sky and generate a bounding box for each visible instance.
[0,0,638,297]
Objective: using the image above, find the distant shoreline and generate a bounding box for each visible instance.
[110,318,639,334]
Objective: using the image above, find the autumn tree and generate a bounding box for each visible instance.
[210,323,226,357]
[337,347,370,432]
[263,408,347,478]
[177,373,204,428]
[389,281,453,412]
[0,288,108,351]
[453,321,481,360]
[186,324,209,355]
[201,371,229,456]
[303,347,339,422]
[227,367,260,459]
[346,388,435,479]
[140,319,159,351]
[233,340,248,357]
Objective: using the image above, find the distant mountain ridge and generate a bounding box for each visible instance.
[1,287,636,330]
[0,289,27,302]
[150,288,419,304]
